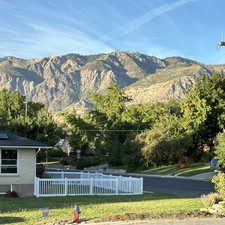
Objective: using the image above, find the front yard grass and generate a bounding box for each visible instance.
[137,163,213,177]
[0,193,203,225]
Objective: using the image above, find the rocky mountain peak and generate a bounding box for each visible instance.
[0,51,215,112]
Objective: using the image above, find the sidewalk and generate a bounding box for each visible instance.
[86,218,225,225]
[189,172,216,181]
[46,167,216,181]
[108,171,216,181]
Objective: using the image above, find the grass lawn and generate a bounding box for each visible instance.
[136,163,214,177]
[0,193,203,225]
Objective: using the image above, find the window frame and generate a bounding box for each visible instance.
[0,184,12,194]
[0,149,19,175]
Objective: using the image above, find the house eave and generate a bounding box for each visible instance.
[0,146,52,149]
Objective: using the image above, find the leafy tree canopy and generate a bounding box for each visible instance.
[0,89,62,145]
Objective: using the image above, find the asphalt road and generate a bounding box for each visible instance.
[142,176,215,197]
[47,169,215,198]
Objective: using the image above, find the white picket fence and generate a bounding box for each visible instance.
[34,171,143,197]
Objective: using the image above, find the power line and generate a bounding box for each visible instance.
[77,129,147,132]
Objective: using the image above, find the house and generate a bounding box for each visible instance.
[0,133,51,196]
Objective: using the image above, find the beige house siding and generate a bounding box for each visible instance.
[0,149,36,185]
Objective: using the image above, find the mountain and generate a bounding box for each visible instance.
[0,51,219,112]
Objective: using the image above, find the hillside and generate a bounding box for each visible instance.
[0,51,218,112]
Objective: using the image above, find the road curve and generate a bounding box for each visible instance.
[47,168,215,197]
[142,176,215,197]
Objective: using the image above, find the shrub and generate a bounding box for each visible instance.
[37,148,67,162]
[4,190,18,198]
[136,122,191,168]
[60,157,69,165]
[76,156,100,169]
[212,172,225,199]
[36,164,45,178]
[201,192,222,207]
[176,156,193,168]
[214,133,225,167]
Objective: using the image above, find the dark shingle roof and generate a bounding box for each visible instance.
[0,133,51,149]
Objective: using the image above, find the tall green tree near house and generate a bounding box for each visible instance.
[0,89,62,145]
[65,83,131,166]
[176,72,225,163]
[90,83,130,125]
[181,73,225,144]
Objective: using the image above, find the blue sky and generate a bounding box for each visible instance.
[0,0,225,64]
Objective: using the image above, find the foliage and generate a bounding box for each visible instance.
[76,156,101,169]
[201,193,222,207]
[36,164,45,178]
[0,89,63,145]
[90,83,130,123]
[135,116,192,167]
[4,190,18,198]
[65,83,188,168]
[65,83,132,165]
[181,89,211,133]
[37,148,67,162]
[176,156,193,168]
[214,133,225,167]
[65,73,225,169]
[178,72,225,162]
[181,73,225,142]
[65,84,193,169]
[212,172,225,200]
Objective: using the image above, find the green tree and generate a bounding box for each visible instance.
[0,89,62,145]
[181,73,225,149]
[65,83,131,165]
[134,114,191,168]
[214,133,225,167]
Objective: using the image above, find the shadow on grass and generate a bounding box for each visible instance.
[0,217,24,224]
[0,193,185,213]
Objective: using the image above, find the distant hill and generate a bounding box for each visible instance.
[0,51,221,112]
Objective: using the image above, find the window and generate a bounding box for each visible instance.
[0,150,17,174]
[0,185,11,194]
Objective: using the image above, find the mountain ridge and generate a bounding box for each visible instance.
[0,51,222,112]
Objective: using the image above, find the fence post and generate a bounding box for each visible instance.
[65,178,68,196]
[34,177,36,196]
[140,177,143,194]
[116,178,119,195]
[129,177,132,193]
[90,178,93,195]
[61,171,64,179]
[35,177,40,197]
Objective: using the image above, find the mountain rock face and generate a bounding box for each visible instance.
[0,51,220,112]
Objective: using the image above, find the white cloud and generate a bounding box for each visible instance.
[0,23,114,58]
[103,0,196,41]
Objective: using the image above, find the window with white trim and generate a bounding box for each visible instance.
[0,184,11,194]
[0,150,17,174]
